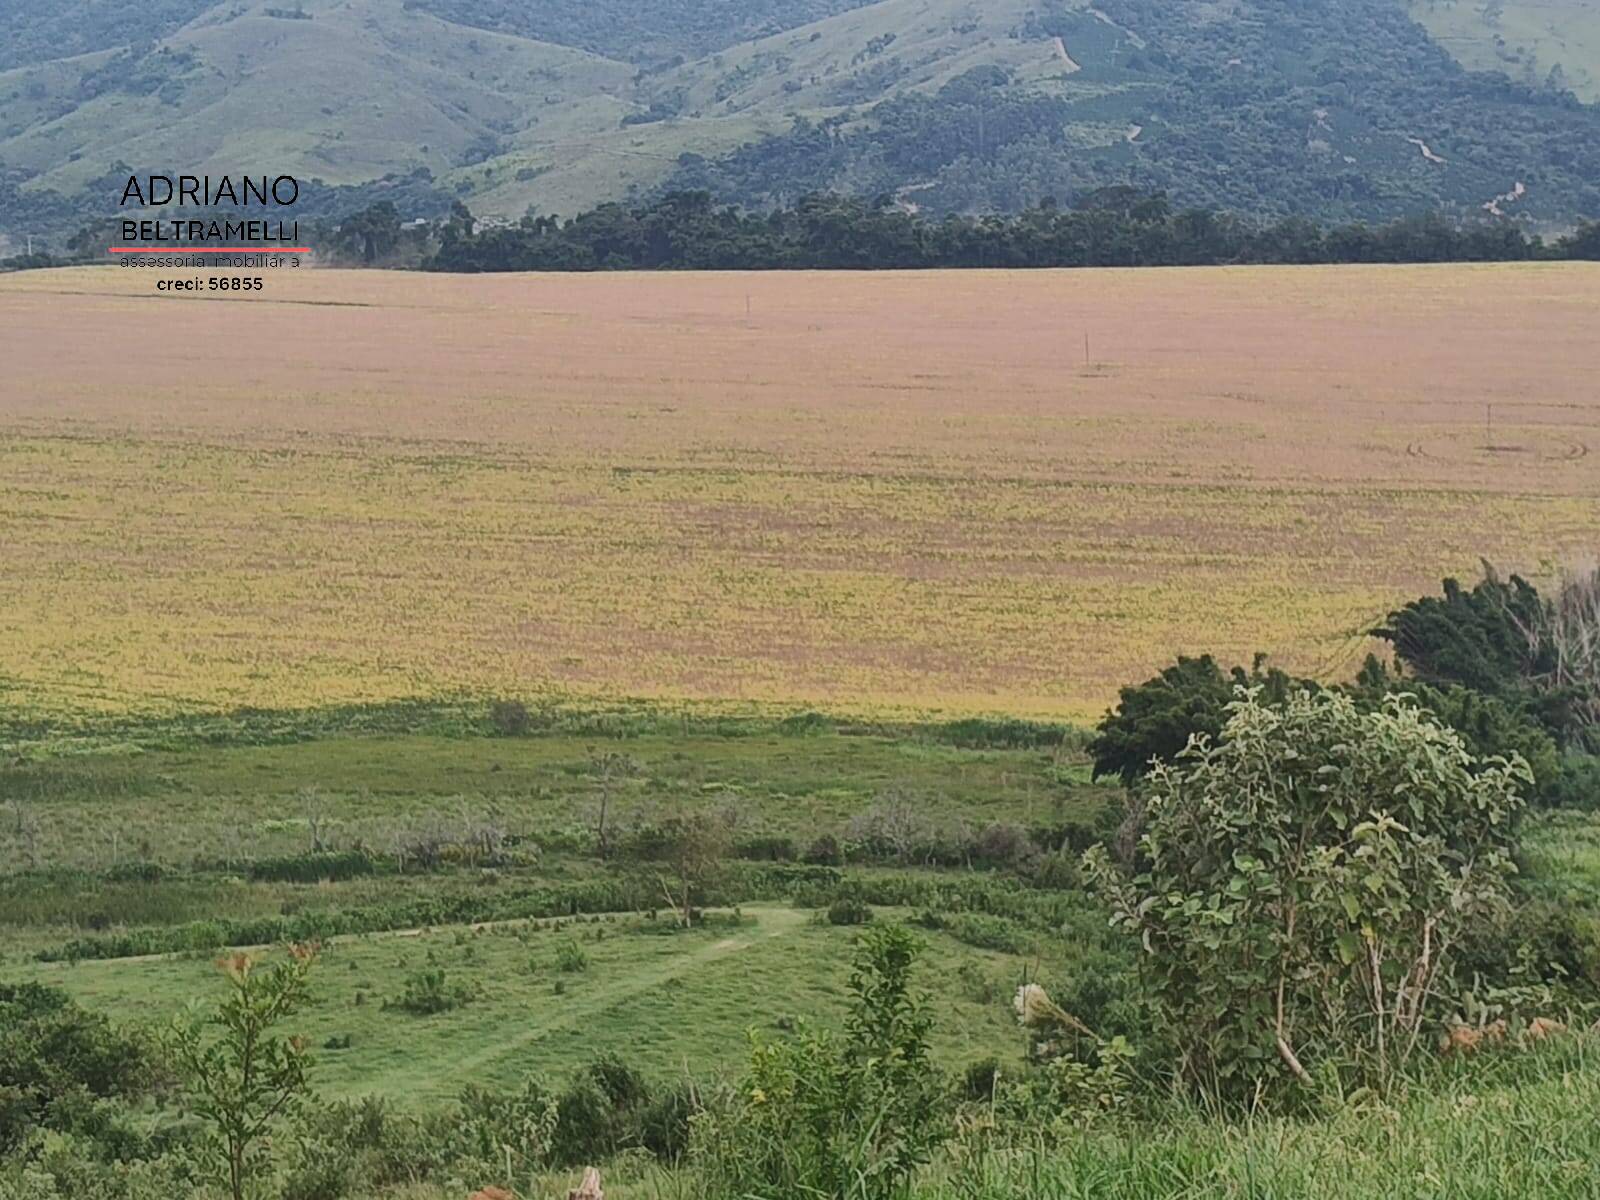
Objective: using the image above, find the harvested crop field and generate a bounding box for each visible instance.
[1,262,1597,723]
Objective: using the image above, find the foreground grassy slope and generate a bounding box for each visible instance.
[911,1041,1600,1200]
[0,711,1096,1103]
[4,715,1598,1199]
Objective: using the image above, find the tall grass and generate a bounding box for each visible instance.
[632,1040,1599,1200]
[922,1044,1600,1198]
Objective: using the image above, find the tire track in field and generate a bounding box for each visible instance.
[355,905,809,1098]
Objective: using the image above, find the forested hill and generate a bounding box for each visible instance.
[2,0,1599,253]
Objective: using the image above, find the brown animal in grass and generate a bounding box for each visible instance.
[1526,1016,1566,1042]
[1440,1019,1508,1055]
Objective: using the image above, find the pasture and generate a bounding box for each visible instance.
[9,905,1034,1103]
[2,263,1597,726]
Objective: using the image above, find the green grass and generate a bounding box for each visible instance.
[0,724,1107,873]
[4,709,1599,1200]
[908,1039,1600,1200]
[364,1036,1600,1198]
[8,904,1034,1105]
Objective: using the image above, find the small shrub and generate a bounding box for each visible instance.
[694,924,947,1200]
[737,835,797,862]
[251,851,378,884]
[552,1077,616,1165]
[105,861,164,884]
[639,1081,699,1161]
[391,968,475,1015]
[803,833,843,865]
[1026,850,1082,890]
[489,699,531,737]
[961,1057,1001,1101]
[455,1076,559,1178]
[827,897,873,926]
[554,940,588,973]
[1548,754,1600,810]
[969,821,1035,868]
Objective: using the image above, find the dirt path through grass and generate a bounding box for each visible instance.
[356,905,810,1097]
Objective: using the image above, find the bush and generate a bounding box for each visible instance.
[554,939,588,973]
[1025,850,1082,890]
[694,925,947,1199]
[1374,568,1548,708]
[969,821,1036,868]
[961,1057,1001,1101]
[1548,755,1600,810]
[826,897,873,926]
[912,910,1034,955]
[489,698,532,736]
[1352,658,1564,803]
[638,1081,698,1161]
[0,984,158,1152]
[552,1058,651,1167]
[1373,566,1599,750]
[737,835,797,862]
[454,1077,558,1179]
[803,833,843,866]
[249,850,378,884]
[1090,653,1304,786]
[104,861,164,884]
[923,716,1072,750]
[391,969,475,1015]
[1086,689,1529,1101]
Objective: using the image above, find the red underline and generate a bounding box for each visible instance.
[108,247,311,253]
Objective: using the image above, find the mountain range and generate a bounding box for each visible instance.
[2,0,1598,251]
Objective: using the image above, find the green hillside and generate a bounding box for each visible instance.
[1410,0,1600,101]
[2,0,1599,250]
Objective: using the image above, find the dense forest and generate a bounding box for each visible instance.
[670,0,1600,222]
[0,0,215,70]
[419,190,1600,272]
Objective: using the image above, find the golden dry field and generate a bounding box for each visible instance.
[1,262,1597,724]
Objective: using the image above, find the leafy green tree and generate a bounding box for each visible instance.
[1373,567,1548,699]
[1375,566,1591,748]
[170,944,319,1200]
[655,809,730,927]
[1561,220,1600,260]
[334,201,403,264]
[1352,656,1561,801]
[1086,690,1529,1101]
[1089,653,1303,786]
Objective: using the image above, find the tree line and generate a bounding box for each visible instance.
[418,190,1600,273]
